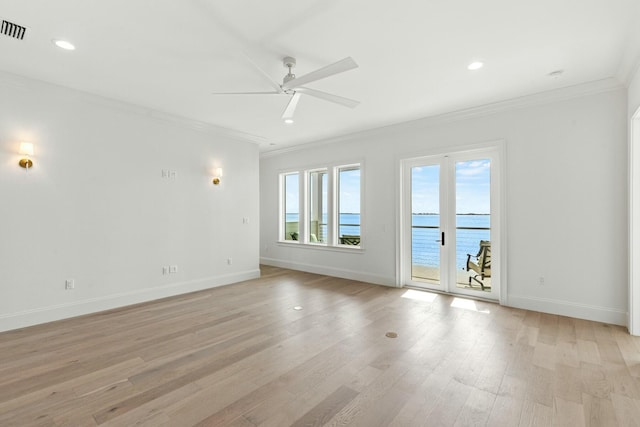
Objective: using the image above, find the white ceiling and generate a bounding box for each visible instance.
[1,1,639,152]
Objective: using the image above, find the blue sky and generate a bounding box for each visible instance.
[285,174,299,214]
[285,168,361,214]
[339,168,360,213]
[412,159,490,214]
[287,161,488,216]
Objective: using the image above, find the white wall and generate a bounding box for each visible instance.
[0,72,260,332]
[261,82,628,325]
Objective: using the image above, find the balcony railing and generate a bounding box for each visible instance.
[285,221,361,245]
[411,224,490,288]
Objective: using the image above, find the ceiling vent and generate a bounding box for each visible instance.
[1,18,27,40]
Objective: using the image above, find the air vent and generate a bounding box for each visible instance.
[1,18,27,40]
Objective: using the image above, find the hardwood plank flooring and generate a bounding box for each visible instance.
[1,265,639,426]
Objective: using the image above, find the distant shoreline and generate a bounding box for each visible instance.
[411,213,489,216]
[285,213,490,216]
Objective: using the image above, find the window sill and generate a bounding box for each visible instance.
[276,241,364,254]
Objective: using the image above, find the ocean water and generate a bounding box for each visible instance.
[285,213,490,269]
[412,214,490,269]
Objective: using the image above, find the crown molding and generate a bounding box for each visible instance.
[623,55,640,89]
[260,77,624,159]
[0,69,266,146]
[0,69,624,156]
[616,51,640,88]
[616,26,640,87]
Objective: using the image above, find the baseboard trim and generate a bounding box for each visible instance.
[0,269,260,333]
[260,257,396,287]
[507,294,627,326]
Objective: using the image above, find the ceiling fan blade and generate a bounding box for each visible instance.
[241,53,283,93]
[297,87,359,108]
[282,57,358,90]
[282,92,301,119]
[211,91,281,95]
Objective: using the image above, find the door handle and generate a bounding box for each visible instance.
[435,232,445,245]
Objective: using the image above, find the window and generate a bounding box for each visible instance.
[280,163,361,248]
[283,173,299,241]
[308,169,328,243]
[337,166,361,246]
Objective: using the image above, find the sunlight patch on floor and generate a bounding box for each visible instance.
[451,297,491,314]
[401,289,438,302]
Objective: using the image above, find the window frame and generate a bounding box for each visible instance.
[307,168,329,246]
[279,171,301,243]
[278,162,363,251]
[336,164,362,248]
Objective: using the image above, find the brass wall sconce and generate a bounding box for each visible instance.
[18,142,34,169]
[212,167,223,185]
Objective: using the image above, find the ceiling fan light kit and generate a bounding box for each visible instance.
[212,54,360,122]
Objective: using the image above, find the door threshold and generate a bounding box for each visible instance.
[403,284,499,304]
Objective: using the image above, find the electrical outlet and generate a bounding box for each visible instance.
[162,266,169,275]
[227,258,233,266]
[538,276,545,285]
[243,217,249,224]
[169,265,178,274]
[65,279,75,290]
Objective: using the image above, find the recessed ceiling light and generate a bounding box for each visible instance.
[53,39,75,50]
[284,119,294,124]
[467,61,484,71]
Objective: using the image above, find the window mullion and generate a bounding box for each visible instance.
[327,167,336,246]
[299,171,307,244]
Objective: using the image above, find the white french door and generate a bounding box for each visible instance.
[400,147,502,300]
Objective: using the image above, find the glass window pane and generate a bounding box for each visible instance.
[338,166,361,246]
[308,170,328,243]
[455,159,491,291]
[411,165,440,284]
[284,173,299,241]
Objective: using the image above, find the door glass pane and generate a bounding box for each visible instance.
[455,159,491,291]
[284,173,299,241]
[411,165,440,284]
[338,166,361,246]
[308,170,328,243]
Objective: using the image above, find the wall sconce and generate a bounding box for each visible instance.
[18,142,34,169]
[212,167,223,185]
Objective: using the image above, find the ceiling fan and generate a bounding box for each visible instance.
[212,55,359,122]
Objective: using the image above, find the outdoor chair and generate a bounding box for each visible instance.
[466,240,491,290]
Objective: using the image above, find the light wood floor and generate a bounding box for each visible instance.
[2,266,640,426]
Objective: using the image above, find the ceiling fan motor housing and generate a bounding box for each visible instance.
[283,56,296,69]
[282,56,296,85]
